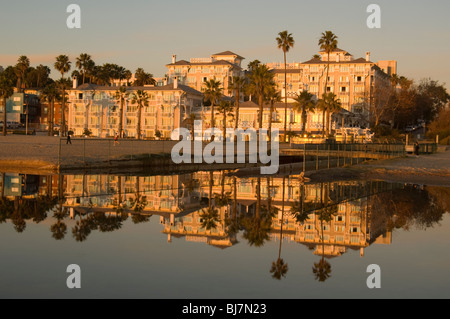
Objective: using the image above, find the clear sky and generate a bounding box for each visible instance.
[1,0,450,88]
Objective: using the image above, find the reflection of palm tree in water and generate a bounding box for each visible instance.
[312,183,335,282]
[270,176,288,280]
[200,172,220,230]
[130,176,150,224]
[242,178,271,247]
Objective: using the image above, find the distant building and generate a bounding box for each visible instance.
[0,92,41,125]
[165,51,245,97]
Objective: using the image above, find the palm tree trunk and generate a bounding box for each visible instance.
[284,51,288,142]
[302,109,307,134]
[119,98,124,138]
[137,104,142,140]
[210,101,215,141]
[234,90,240,130]
[2,97,7,136]
[61,80,66,137]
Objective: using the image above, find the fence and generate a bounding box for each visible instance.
[286,142,438,173]
[57,137,439,172]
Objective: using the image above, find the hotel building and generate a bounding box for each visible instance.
[67,78,203,138]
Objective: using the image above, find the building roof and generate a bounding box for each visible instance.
[166,59,241,68]
[72,83,203,96]
[212,51,245,59]
[318,47,348,54]
[302,57,373,64]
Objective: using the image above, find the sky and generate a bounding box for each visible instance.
[1,0,450,88]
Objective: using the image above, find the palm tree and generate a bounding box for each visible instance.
[276,31,295,142]
[270,176,289,280]
[41,82,60,136]
[265,85,282,142]
[76,53,94,85]
[318,31,338,100]
[54,55,71,137]
[133,68,156,86]
[228,76,246,130]
[293,90,317,135]
[35,64,51,90]
[319,92,342,136]
[247,63,274,132]
[0,72,15,136]
[14,55,30,93]
[215,100,234,148]
[114,86,129,138]
[130,90,149,140]
[183,113,197,139]
[202,79,223,139]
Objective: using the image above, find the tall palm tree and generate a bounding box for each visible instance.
[76,53,94,85]
[130,90,149,140]
[293,90,317,135]
[54,55,71,137]
[318,31,338,104]
[247,63,274,132]
[228,76,246,130]
[202,79,223,139]
[276,31,295,142]
[41,82,60,136]
[265,85,282,142]
[14,55,30,93]
[0,72,15,136]
[114,86,129,138]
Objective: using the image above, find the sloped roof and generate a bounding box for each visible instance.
[212,51,245,59]
[72,82,203,96]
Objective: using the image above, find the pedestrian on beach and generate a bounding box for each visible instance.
[66,134,72,145]
[114,132,119,146]
[414,142,420,156]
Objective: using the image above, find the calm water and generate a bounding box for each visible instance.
[0,171,449,299]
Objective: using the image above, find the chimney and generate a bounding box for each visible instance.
[366,51,371,62]
[172,54,177,64]
[336,53,340,63]
[173,76,178,89]
[72,76,78,89]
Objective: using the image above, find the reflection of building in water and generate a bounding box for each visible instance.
[0,173,41,198]
[63,174,206,218]
[196,172,394,257]
[160,209,238,249]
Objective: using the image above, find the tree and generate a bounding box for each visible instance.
[215,100,234,147]
[41,82,60,136]
[321,93,342,135]
[202,79,223,139]
[54,55,71,137]
[133,68,156,86]
[14,55,30,93]
[276,31,295,142]
[0,71,15,136]
[35,64,51,89]
[265,85,282,142]
[293,90,317,135]
[247,63,274,132]
[76,53,94,85]
[318,31,338,135]
[229,76,246,130]
[114,86,129,138]
[130,90,149,140]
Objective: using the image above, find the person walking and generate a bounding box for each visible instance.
[414,142,420,156]
[66,134,72,145]
[114,132,119,146]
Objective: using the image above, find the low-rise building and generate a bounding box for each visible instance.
[67,78,203,138]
